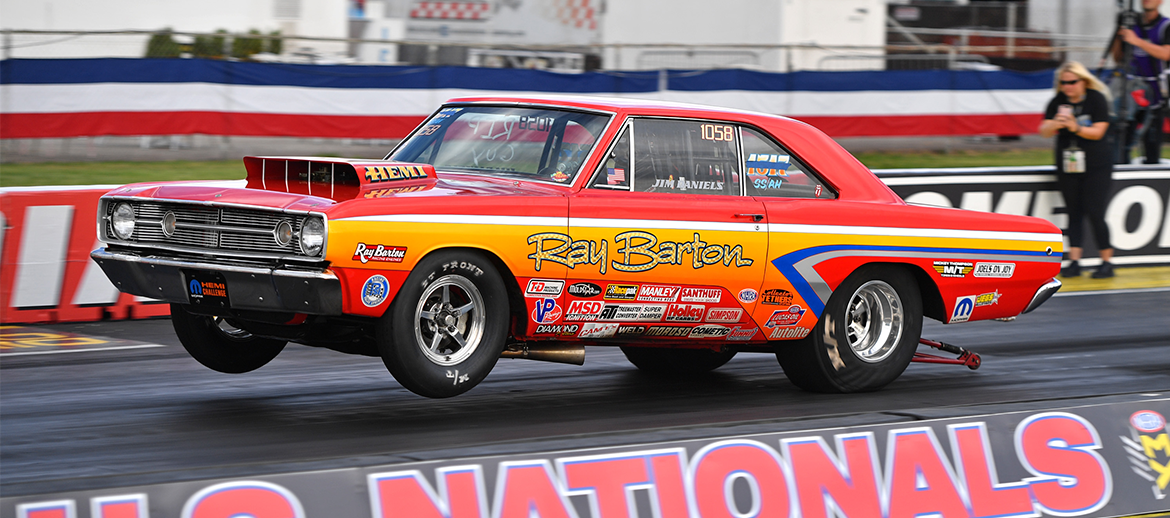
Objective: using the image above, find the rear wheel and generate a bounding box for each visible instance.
[377,251,509,398]
[621,346,737,375]
[775,265,922,392]
[170,304,287,373]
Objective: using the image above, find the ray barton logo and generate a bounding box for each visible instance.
[527,231,753,274]
[1121,409,1170,499]
[353,243,407,264]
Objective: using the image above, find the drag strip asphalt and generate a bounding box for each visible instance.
[2,288,1168,496]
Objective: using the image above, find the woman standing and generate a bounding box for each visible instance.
[1039,61,1116,278]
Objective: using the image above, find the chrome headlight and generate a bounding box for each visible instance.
[299,216,325,256]
[111,203,136,240]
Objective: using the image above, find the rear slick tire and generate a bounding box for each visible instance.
[170,304,287,374]
[620,346,737,375]
[775,265,922,393]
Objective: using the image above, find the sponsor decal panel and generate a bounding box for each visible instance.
[361,275,390,307]
[567,282,602,297]
[353,243,407,264]
[974,290,1001,307]
[934,261,974,278]
[680,287,721,303]
[644,326,692,337]
[605,284,639,300]
[770,326,811,339]
[598,304,666,322]
[689,324,730,338]
[564,300,605,321]
[951,295,976,323]
[525,279,565,297]
[738,288,758,303]
[765,305,806,327]
[530,298,563,324]
[664,304,705,322]
[1122,409,1170,498]
[760,288,794,306]
[578,322,620,339]
[726,326,758,341]
[637,285,681,302]
[705,307,744,323]
[973,262,1015,278]
[527,231,754,275]
[534,324,579,336]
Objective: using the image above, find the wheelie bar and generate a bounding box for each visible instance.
[913,338,982,370]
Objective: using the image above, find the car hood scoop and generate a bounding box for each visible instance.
[243,156,437,201]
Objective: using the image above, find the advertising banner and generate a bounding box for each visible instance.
[4,398,1168,517]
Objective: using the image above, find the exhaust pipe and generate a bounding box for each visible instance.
[501,343,585,365]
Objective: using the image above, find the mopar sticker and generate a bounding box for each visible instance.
[951,295,976,323]
[973,262,1015,278]
[362,275,390,308]
[525,279,565,297]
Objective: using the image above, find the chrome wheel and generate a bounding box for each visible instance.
[414,275,486,366]
[846,280,904,363]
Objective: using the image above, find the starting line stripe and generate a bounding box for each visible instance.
[0,343,166,357]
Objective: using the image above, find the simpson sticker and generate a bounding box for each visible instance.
[567,282,602,297]
[605,284,639,300]
[934,261,974,278]
[643,326,691,337]
[973,262,1015,278]
[770,326,810,339]
[525,279,565,297]
[353,243,407,264]
[974,290,1001,307]
[564,300,605,321]
[761,289,794,306]
[362,275,390,307]
[951,296,976,323]
[637,285,682,302]
[664,304,705,322]
[738,289,758,303]
[680,287,721,303]
[578,322,620,339]
[726,326,758,341]
[531,298,563,324]
[766,305,806,327]
[689,325,730,338]
[705,307,744,323]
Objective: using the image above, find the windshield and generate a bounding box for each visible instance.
[389,106,611,184]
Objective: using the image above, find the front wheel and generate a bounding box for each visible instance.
[170,304,287,374]
[620,346,737,375]
[377,251,510,398]
[775,265,922,393]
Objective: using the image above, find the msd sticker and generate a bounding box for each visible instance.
[765,305,806,327]
[353,243,407,264]
[564,300,605,321]
[525,279,565,297]
[951,295,976,323]
[531,298,563,324]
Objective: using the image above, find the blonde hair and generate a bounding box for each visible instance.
[1054,61,1112,101]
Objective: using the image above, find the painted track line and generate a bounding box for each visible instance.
[1053,286,1170,297]
[0,343,166,357]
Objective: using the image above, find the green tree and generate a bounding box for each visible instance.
[193,30,227,59]
[266,30,283,55]
[145,29,180,58]
[232,29,264,59]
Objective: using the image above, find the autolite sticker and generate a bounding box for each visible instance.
[353,243,407,264]
[766,305,806,327]
[770,326,810,339]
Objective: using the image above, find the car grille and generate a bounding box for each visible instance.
[103,200,318,259]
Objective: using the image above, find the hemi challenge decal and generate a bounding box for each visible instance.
[771,245,1061,316]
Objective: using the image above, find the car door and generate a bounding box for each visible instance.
[563,118,769,340]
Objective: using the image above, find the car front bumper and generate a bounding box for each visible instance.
[91,248,343,315]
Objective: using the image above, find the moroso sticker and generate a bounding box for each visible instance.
[361,275,390,307]
[705,307,744,323]
[726,326,757,341]
[680,287,721,303]
[578,322,620,339]
[605,284,639,300]
[766,305,806,327]
[951,295,976,323]
[770,326,810,339]
[364,164,429,183]
[637,285,681,302]
[534,324,579,335]
[973,262,1015,278]
[664,304,704,322]
[643,326,691,337]
[567,282,602,297]
[531,298,563,324]
[525,279,565,297]
[689,324,730,338]
[974,290,1001,307]
[527,231,754,275]
[564,300,605,321]
[617,325,646,336]
[738,288,758,303]
[934,261,974,278]
[1122,410,1170,497]
[760,288,794,306]
[353,243,407,264]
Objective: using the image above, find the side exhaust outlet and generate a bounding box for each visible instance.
[501,343,585,365]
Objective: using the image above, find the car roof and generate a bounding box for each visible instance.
[444,94,796,121]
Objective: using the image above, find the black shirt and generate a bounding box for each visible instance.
[1044,89,1112,176]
